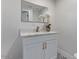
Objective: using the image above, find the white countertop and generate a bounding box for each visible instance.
[20,31,56,37]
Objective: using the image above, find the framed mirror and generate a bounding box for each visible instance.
[21,1,48,23]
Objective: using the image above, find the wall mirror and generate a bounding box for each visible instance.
[21,0,48,23]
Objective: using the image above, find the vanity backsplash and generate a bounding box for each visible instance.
[20,22,44,33]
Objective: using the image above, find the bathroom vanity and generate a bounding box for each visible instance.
[21,1,57,59]
[21,31,57,59]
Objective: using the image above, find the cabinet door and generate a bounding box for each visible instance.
[45,40,57,59]
[23,42,43,59]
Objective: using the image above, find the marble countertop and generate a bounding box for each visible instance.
[20,31,56,37]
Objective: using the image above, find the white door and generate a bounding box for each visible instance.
[23,42,43,59]
[45,40,57,59]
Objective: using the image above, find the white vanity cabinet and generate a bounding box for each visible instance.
[23,42,42,59]
[22,33,57,59]
[45,40,57,59]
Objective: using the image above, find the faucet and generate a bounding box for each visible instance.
[36,26,39,32]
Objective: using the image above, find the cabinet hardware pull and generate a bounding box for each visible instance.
[42,42,47,49]
[43,43,45,49]
[44,42,47,49]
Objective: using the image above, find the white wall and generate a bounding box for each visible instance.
[1,0,21,58]
[55,0,77,56]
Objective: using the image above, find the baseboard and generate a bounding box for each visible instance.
[57,48,74,59]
